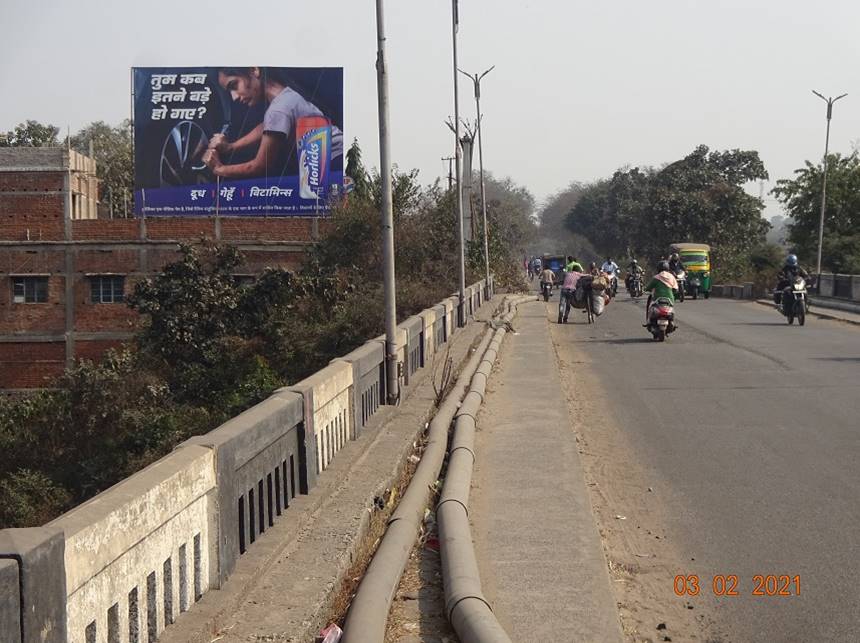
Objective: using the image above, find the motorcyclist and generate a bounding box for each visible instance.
[602,257,620,296]
[668,252,684,274]
[601,257,619,276]
[774,254,810,307]
[643,260,678,324]
[565,255,584,272]
[625,259,644,291]
[540,266,556,296]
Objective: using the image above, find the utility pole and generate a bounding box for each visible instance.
[459,66,494,300]
[442,156,455,191]
[812,90,847,277]
[451,0,466,327]
[376,0,400,404]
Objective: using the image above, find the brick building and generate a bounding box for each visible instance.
[0,148,322,389]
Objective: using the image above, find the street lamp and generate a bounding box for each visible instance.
[375,0,399,404]
[811,90,847,276]
[451,0,467,327]
[458,65,495,300]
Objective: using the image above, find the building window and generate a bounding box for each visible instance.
[90,275,125,304]
[233,275,256,289]
[12,276,48,303]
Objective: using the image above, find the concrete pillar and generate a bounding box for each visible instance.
[819,273,834,297]
[0,528,67,643]
[851,275,860,302]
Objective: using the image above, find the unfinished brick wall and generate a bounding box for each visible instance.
[0,193,65,240]
[0,341,65,388]
[0,159,325,387]
[0,171,64,192]
[0,275,66,334]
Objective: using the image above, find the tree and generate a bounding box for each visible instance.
[345,138,371,199]
[533,182,597,258]
[0,120,60,147]
[70,120,134,217]
[127,241,281,410]
[567,145,770,279]
[772,153,860,272]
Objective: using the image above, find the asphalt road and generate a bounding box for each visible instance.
[549,293,860,642]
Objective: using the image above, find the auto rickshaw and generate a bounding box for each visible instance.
[669,243,711,299]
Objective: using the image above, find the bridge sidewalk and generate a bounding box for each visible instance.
[469,300,624,642]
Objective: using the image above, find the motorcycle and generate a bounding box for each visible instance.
[608,273,619,297]
[688,274,702,299]
[646,297,676,341]
[674,269,686,302]
[541,281,553,302]
[777,276,808,326]
[628,274,643,298]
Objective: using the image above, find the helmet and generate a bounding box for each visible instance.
[658,260,670,272]
[671,253,680,261]
[786,254,798,267]
[631,259,638,266]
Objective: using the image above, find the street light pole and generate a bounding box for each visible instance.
[451,0,466,327]
[459,65,494,300]
[375,0,399,404]
[812,90,847,277]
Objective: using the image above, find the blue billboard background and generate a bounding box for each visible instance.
[133,66,343,216]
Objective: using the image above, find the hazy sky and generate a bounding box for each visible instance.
[2,0,859,216]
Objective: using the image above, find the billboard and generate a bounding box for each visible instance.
[132,66,343,216]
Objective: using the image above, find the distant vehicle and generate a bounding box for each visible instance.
[627,273,643,298]
[674,268,686,302]
[541,280,552,301]
[669,243,711,299]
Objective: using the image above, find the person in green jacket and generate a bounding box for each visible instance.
[564,255,584,272]
[643,261,678,324]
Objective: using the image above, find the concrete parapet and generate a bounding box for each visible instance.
[0,528,65,643]
[419,308,437,362]
[443,298,456,338]
[819,273,834,297]
[49,447,216,643]
[0,559,20,643]
[335,340,385,435]
[398,315,424,384]
[0,277,498,643]
[433,303,448,349]
[286,361,354,479]
[184,392,304,585]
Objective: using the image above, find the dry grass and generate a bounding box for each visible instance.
[321,435,425,632]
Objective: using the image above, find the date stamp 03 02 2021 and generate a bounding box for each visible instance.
[674,575,801,597]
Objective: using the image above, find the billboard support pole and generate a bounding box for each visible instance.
[375,0,400,405]
[451,0,466,327]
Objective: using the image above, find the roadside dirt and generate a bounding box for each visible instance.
[384,504,457,643]
[549,316,728,643]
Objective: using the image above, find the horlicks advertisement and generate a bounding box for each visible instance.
[132,67,343,216]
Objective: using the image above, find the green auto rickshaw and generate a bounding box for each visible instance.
[670,243,712,299]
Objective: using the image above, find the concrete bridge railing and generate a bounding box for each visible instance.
[0,277,492,643]
[817,273,860,301]
[711,273,860,303]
